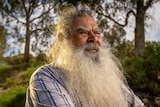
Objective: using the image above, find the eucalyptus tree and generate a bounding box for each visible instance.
[0,0,60,62]
[60,0,160,56]
[0,25,6,59]
[87,0,160,56]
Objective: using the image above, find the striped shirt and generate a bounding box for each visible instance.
[25,65,144,107]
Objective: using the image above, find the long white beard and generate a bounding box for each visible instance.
[54,40,128,107]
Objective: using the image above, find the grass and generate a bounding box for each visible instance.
[0,86,27,107]
[0,61,44,107]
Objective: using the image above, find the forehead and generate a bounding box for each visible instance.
[70,16,98,29]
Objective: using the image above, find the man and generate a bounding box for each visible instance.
[25,5,145,107]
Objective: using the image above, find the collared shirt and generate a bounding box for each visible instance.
[25,65,144,107]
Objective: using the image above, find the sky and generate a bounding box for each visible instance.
[124,2,160,41]
[145,2,160,41]
[2,1,160,57]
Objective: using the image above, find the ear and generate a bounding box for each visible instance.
[58,33,64,42]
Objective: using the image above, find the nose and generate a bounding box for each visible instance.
[87,31,98,43]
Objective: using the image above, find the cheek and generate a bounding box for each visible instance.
[98,38,103,47]
[73,36,88,47]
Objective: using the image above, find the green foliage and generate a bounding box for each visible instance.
[0,61,30,84]
[18,61,43,85]
[0,41,160,107]
[144,41,160,70]
[0,87,26,107]
[0,64,13,83]
[1,61,43,88]
[123,57,149,90]
[36,53,46,62]
[0,60,43,107]
[122,41,160,95]
[116,40,134,59]
[5,54,33,65]
[3,78,16,89]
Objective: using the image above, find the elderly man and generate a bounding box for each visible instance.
[25,5,144,107]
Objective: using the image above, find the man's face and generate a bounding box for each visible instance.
[68,16,102,54]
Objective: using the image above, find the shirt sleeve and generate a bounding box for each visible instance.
[25,66,74,107]
[122,85,144,107]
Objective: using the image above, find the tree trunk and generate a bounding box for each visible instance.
[135,0,145,56]
[24,18,30,63]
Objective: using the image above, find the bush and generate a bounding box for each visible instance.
[6,92,25,107]
[18,61,43,85]
[123,57,148,90]
[36,53,46,62]
[0,63,30,84]
[122,41,160,95]
[3,78,16,89]
[0,65,12,83]
[1,61,43,89]
[0,87,26,107]
[4,54,33,65]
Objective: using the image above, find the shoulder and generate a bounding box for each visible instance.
[122,85,144,107]
[30,64,64,83]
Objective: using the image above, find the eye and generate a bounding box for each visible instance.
[79,30,88,34]
[94,29,101,34]
[94,31,100,34]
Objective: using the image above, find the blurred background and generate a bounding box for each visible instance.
[0,0,160,107]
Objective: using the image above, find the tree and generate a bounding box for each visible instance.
[90,0,160,56]
[60,0,160,56]
[60,0,127,48]
[0,25,6,59]
[0,0,59,62]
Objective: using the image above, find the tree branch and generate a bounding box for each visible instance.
[9,13,26,25]
[98,9,136,27]
[28,1,40,17]
[30,28,44,35]
[29,2,59,23]
[21,0,28,15]
[144,0,154,11]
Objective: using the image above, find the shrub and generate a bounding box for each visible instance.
[18,61,43,85]
[122,41,160,95]
[0,87,26,107]
[36,53,46,62]
[0,61,43,107]
[4,54,33,65]
[3,78,16,89]
[0,65,12,83]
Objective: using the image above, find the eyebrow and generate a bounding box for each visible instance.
[93,28,101,32]
[75,26,89,32]
[75,26,101,33]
